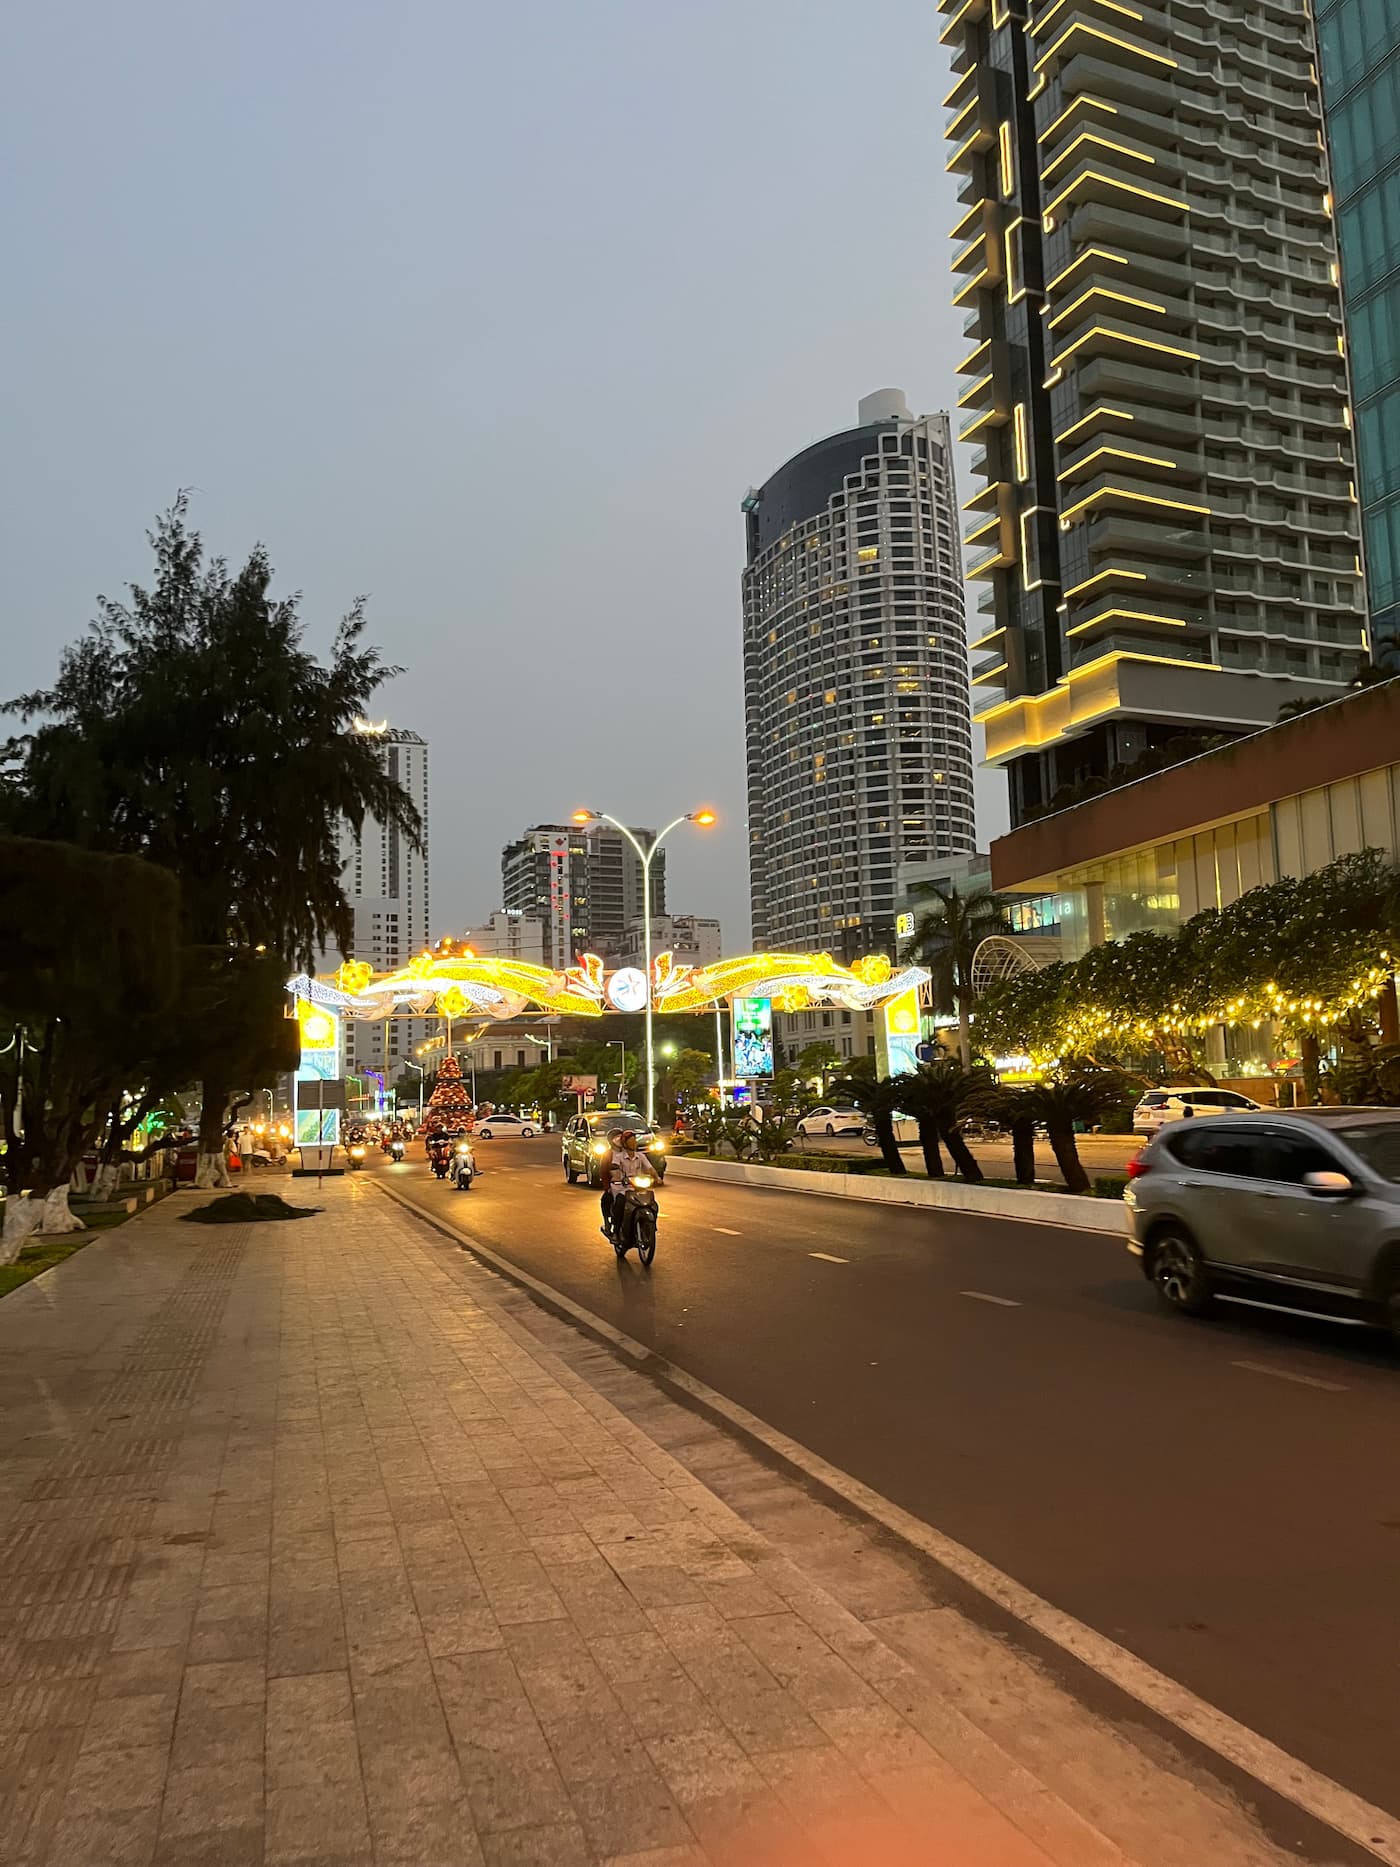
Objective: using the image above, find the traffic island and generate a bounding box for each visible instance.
[666,1152,1127,1233]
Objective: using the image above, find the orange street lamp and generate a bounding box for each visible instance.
[571,808,718,1123]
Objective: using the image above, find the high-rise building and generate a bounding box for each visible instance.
[500,824,665,969]
[1316,0,1400,663]
[741,391,975,953]
[941,0,1369,824]
[324,725,430,1080]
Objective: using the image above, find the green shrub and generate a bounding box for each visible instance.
[1093,1176,1129,1200]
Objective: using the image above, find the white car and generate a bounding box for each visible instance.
[795,1105,866,1138]
[474,1113,538,1139]
[1132,1087,1263,1137]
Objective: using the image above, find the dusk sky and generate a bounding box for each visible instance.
[5,0,1002,945]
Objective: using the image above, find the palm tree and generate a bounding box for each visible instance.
[829,1073,908,1175]
[897,1060,991,1182]
[966,1079,1038,1187]
[1022,1063,1129,1195]
[905,883,1010,1069]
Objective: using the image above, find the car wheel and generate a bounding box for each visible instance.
[1149,1227,1214,1317]
[564,1159,577,1184]
[825,1122,835,1136]
[522,1128,535,1139]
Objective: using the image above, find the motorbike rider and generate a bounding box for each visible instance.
[599,1129,653,1239]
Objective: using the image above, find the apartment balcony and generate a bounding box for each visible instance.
[1082,510,1211,563]
[1065,195,1190,261]
[1070,347,1200,410]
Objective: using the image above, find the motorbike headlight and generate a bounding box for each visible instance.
[350,1146,366,1158]
[591,1142,609,1157]
[633,1175,653,1190]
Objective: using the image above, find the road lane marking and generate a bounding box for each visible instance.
[1232,1360,1347,1393]
[809,1251,847,1263]
[961,1290,1020,1307]
[713,1227,741,1236]
[375,1176,1400,1866]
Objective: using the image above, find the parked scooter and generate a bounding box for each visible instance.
[452,1138,477,1191]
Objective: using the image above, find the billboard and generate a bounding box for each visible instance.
[561,1074,599,1094]
[880,988,922,1078]
[731,996,774,1078]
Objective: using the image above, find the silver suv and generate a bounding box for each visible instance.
[1126,1108,1400,1337]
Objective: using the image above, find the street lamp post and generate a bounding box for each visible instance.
[574,807,716,1125]
[604,1038,626,1102]
[404,1057,425,1121]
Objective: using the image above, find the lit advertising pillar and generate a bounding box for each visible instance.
[876,988,921,1079]
[294,999,345,1170]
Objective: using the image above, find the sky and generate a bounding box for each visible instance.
[4,0,1006,947]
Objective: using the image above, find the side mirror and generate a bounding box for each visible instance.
[1302,1170,1356,1197]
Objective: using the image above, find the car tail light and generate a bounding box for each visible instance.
[1125,1155,1152,1179]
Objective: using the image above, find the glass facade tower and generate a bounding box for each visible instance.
[941,0,1369,825]
[1316,0,1400,663]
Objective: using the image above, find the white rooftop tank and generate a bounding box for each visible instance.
[858,388,912,425]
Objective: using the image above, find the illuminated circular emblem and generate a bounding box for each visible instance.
[606,967,649,1012]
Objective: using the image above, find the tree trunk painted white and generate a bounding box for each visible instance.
[0,1186,84,1263]
[194,1150,231,1190]
[92,1162,122,1200]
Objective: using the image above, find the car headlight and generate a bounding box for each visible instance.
[591,1142,609,1157]
[649,1137,665,1152]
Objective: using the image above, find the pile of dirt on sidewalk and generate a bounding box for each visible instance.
[181,1193,321,1225]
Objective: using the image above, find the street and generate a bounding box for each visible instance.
[376,1135,1400,1822]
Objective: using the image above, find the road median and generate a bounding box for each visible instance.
[667,1150,1126,1233]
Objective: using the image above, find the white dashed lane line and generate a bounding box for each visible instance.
[810,1251,848,1263]
[1232,1360,1348,1392]
[713,1227,741,1236]
[961,1291,1021,1308]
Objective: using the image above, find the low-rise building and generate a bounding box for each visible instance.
[615,914,723,972]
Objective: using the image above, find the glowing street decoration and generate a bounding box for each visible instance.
[880,989,922,1078]
[294,999,343,1151]
[286,948,930,1025]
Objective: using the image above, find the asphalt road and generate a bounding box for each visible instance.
[373,1137,1400,1818]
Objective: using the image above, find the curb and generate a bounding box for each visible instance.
[665,1152,1127,1234]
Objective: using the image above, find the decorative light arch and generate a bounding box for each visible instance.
[287,949,930,1022]
[969,933,1061,1001]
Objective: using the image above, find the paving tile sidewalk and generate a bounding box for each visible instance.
[0,1181,1334,1866]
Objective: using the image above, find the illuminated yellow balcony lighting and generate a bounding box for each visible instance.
[1031,0,1142,35]
[1049,324,1200,371]
[951,232,986,271]
[1034,22,1178,74]
[1043,169,1188,221]
[950,199,989,244]
[1066,608,1187,636]
[1047,285,1167,328]
[957,370,995,408]
[958,339,991,373]
[1038,97,1118,145]
[1046,247,1129,292]
[1042,132,1156,180]
[959,406,1002,442]
[1063,566,1148,597]
[972,661,1009,684]
[943,67,976,108]
[1060,444,1178,475]
[998,120,1015,197]
[945,129,981,172]
[962,480,1005,511]
[939,0,979,43]
[1060,485,1211,524]
[952,266,992,306]
[947,96,979,137]
[1055,406,1135,443]
[965,512,1002,544]
[1013,402,1030,481]
[1073,649,1219,680]
[970,626,1006,650]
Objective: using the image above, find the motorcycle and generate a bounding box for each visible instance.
[608,1174,658,1267]
[452,1139,476,1191]
[429,1142,451,1180]
[388,1138,406,1163]
[347,1142,367,1171]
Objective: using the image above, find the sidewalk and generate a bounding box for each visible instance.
[0,1180,1348,1867]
